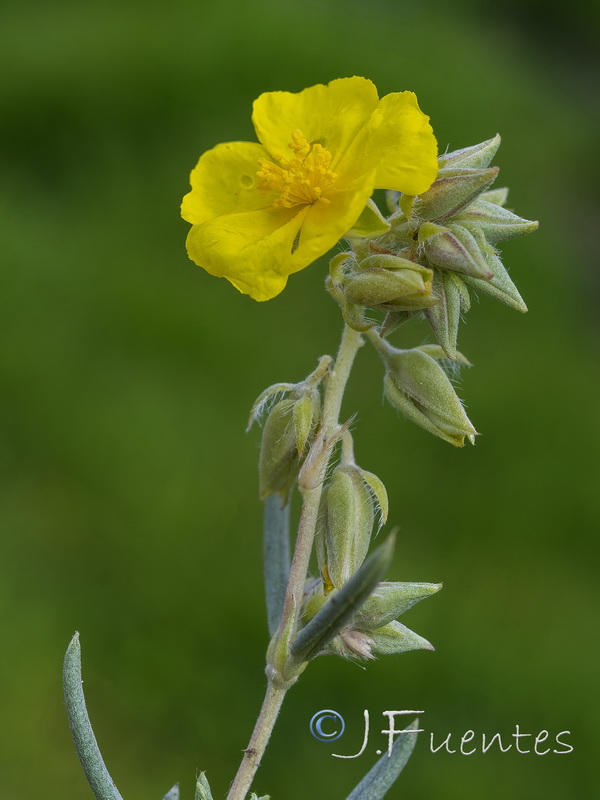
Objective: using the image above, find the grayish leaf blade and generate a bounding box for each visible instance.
[345,719,420,799]
[264,494,291,635]
[290,534,395,662]
[63,633,125,800]
[162,785,179,800]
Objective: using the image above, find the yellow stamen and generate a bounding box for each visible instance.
[256,129,337,209]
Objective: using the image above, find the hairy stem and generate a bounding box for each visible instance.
[225,682,286,800]
[225,324,362,800]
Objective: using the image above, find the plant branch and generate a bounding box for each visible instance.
[225,324,362,800]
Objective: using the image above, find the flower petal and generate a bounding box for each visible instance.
[186,206,310,301]
[290,176,376,273]
[181,141,273,226]
[343,91,438,196]
[251,77,379,168]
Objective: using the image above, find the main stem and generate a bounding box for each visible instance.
[226,324,362,800]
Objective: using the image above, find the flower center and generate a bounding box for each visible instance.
[257,130,338,209]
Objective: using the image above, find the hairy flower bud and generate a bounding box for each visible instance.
[411,167,499,222]
[383,347,477,446]
[343,253,436,310]
[323,466,377,589]
[258,389,320,501]
[418,222,493,280]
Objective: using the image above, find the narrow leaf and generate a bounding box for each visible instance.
[264,494,291,636]
[345,719,420,800]
[290,534,395,663]
[63,633,125,800]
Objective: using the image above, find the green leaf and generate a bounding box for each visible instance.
[289,534,395,664]
[263,494,291,636]
[345,718,421,799]
[63,633,125,800]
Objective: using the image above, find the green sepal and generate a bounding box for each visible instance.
[423,270,470,359]
[453,199,539,243]
[247,383,295,431]
[370,620,434,654]
[462,228,528,312]
[437,134,501,170]
[416,343,471,366]
[346,198,391,238]
[293,391,319,455]
[359,469,389,527]
[356,581,442,629]
[195,772,214,800]
[479,186,509,206]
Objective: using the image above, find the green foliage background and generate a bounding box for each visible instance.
[1,0,599,797]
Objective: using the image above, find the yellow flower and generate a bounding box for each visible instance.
[181,77,438,301]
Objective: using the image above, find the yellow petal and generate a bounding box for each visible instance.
[289,176,376,273]
[343,91,438,196]
[186,206,310,301]
[181,141,273,226]
[251,77,379,169]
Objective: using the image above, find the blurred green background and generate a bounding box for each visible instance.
[1,0,599,797]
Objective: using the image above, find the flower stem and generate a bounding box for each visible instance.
[225,681,286,800]
[225,324,362,800]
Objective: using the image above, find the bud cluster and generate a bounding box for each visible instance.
[297,432,439,661]
[331,135,538,359]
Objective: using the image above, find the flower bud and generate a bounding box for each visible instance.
[343,254,435,310]
[412,167,499,222]
[356,581,442,629]
[259,390,320,501]
[437,134,501,170]
[383,348,477,446]
[453,199,539,243]
[418,222,493,280]
[323,466,376,589]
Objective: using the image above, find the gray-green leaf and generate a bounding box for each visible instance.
[345,718,421,799]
